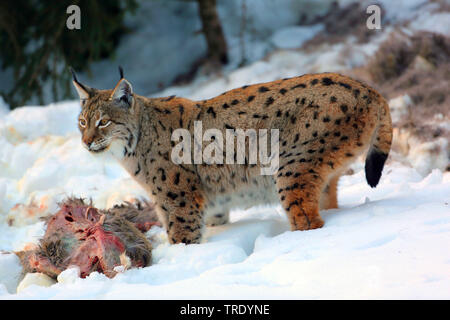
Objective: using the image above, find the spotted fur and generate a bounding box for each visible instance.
[73,72,392,244]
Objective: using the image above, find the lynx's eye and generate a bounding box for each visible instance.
[97,118,111,128]
[79,118,86,128]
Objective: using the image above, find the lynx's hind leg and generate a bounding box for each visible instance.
[276,165,326,231]
[320,174,340,210]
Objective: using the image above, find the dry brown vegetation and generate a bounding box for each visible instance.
[364,31,450,142]
[346,30,450,171]
[303,1,386,49]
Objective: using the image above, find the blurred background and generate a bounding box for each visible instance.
[1,0,365,108]
[1,0,448,171]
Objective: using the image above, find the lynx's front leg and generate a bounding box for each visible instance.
[154,168,206,244]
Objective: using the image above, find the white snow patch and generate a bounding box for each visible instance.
[270,25,324,49]
[0,252,23,294]
[409,11,450,35]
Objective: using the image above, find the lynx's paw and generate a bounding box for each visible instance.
[293,214,325,231]
[204,212,229,227]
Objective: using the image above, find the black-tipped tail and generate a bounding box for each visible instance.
[365,149,388,188]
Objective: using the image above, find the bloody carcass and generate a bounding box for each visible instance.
[17,198,159,279]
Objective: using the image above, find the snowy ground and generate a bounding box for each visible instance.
[0,0,449,299]
[1,162,449,299]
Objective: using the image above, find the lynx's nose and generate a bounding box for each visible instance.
[83,136,94,148]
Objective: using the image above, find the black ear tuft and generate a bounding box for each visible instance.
[119,66,124,79]
[69,66,78,83]
[70,66,93,100]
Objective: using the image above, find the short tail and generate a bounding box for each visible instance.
[365,98,392,188]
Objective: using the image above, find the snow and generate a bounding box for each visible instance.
[270,25,324,49]
[0,0,449,300]
[0,97,8,118]
[1,164,449,299]
[374,0,429,23]
[0,253,22,294]
[409,11,450,35]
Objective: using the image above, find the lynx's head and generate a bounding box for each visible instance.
[71,67,140,157]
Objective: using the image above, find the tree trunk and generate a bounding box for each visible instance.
[197,0,228,66]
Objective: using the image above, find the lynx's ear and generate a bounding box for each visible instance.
[110,78,133,107]
[70,67,94,102]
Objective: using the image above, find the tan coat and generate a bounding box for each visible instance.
[74,72,392,244]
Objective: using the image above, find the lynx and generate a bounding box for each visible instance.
[72,67,392,244]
